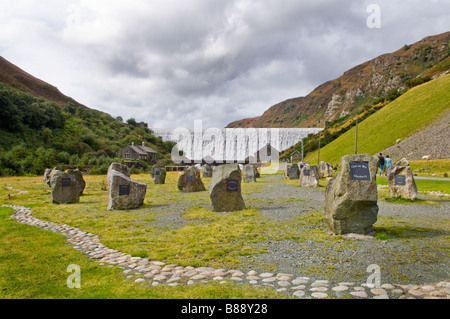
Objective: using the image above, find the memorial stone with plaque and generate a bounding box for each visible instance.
[107,163,147,210]
[243,165,256,183]
[299,165,319,187]
[209,164,245,212]
[324,154,379,235]
[50,170,80,204]
[387,158,418,200]
[202,164,213,178]
[177,166,205,193]
[152,166,166,184]
[285,163,300,180]
[318,161,333,179]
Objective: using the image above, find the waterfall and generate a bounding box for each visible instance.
[152,127,323,163]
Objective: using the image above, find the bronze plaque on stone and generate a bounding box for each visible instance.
[62,178,71,187]
[395,175,406,186]
[119,185,130,196]
[186,175,193,183]
[304,170,310,176]
[349,162,370,181]
[226,179,239,192]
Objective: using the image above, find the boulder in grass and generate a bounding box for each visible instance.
[243,165,256,183]
[107,169,147,210]
[286,163,300,180]
[324,154,379,235]
[202,164,213,178]
[50,170,80,204]
[152,166,167,184]
[299,165,319,187]
[209,164,245,212]
[318,161,333,179]
[387,158,418,200]
[177,166,205,193]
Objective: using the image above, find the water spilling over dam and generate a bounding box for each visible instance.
[153,126,323,164]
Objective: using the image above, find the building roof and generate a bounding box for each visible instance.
[291,150,301,155]
[127,143,157,155]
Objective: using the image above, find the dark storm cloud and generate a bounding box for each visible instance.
[0,0,449,128]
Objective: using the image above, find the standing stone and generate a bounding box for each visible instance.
[209,164,245,212]
[152,166,167,184]
[286,163,300,180]
[177,166,205,193]
[50,170,80,204]
[318,161,333,179]
[243,165,256,183]
[324,154,379,235]
[202,164,213,178]
[67,169,86,196]
[299,165,319,187]
[107,165,147,211]
[387,158,418,200]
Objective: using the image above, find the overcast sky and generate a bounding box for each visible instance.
[1,0,449,129]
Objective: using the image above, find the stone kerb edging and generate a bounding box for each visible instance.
[3,205,449,299]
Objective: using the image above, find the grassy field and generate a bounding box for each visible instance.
[0,174,282,299]
[409,159,450,178]
[304,74,450,165]
[1,170,448,298]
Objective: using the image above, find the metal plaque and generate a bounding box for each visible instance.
[119,185,130,196]
[226,179,239,192]
[395,175,406,186]
[349,162,371,181]
[61,178,71,187]
[186,175,193,183]
[246,166,252,171]
[155,170,161,176]
[303,170,310,176]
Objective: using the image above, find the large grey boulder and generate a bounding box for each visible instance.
[151,166,167,184]
[177,166,205,193]
[243,165,256,183]
[43,168,53,185]
[324,154,379,235]
[202,164,213,178]
[285,163,300,180]
[67,169,86,196]
[318,161,333,179]
[107,167,147,210]
[387,158,418,200]
[50,170,80,204]
[209,164,246,212]
[299,165,319,187]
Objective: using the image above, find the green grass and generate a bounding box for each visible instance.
[409,159,450,178]
[305,74,450,165]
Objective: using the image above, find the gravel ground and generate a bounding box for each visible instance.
[240,175,449,286]
[147,174,449,288]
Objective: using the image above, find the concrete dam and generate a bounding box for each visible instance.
[152,126,323,164]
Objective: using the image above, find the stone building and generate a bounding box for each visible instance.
[120,142,158,164]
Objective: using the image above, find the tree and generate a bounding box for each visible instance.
[126,118,137,126]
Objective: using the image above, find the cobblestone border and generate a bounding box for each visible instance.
[3,205,449,299]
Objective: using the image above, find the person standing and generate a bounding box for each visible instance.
[378,153,385,175]
[384,155,393,176]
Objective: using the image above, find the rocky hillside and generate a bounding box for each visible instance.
[227,31,450,129]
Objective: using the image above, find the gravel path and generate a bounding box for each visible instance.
[241,174,449,287]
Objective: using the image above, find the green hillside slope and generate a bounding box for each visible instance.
[304,74,450,165]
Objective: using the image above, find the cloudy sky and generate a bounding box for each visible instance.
[1,0,449,129]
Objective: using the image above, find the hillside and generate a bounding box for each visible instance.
[0,57,175,176]
[227,31,450,129]
[302,74,450,165]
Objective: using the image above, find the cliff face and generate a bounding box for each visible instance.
[226,31,450,129]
